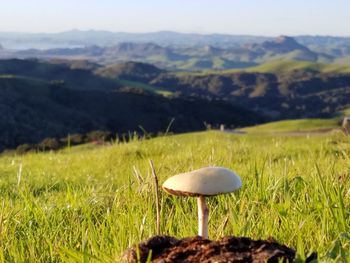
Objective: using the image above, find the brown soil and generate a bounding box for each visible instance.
[124,235,300,262]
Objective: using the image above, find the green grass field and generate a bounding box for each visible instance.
[242,118,340,133]
[0,131,350,262]
[181,60,350,76]
[243,60,350,74]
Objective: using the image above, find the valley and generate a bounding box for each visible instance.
[1,46,350,151]
[0,32,349,159]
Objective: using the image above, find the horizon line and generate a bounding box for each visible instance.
[0,29,349,38]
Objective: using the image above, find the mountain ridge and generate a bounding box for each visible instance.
[2,35,348,71]
[1,30,349,50]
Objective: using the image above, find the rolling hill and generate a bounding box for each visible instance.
[95,61,165,82]
[147,65,350,119]
[1,57,350,151]
[0,58,120,91]
[0,59,264,151]
[92,60,350,121]
[242,60,350,74]
[241,118,340,133]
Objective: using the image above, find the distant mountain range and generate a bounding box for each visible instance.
[0,30,349,49]
[0,30,270,49]
[1,31,350,71]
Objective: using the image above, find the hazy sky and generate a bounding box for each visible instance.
[1,0,349,36]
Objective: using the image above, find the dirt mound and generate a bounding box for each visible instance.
[125,235,298,262]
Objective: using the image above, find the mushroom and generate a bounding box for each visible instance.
[162,166,242,239]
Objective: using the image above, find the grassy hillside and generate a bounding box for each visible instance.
[245,60,324,74]
[245,60,350,74]
[0,131,349,261]
[0,59,266,150]
[242,109,350,134]
[187,60,350,76]
[0,59,120,91]
[115,79,173,97]
[244,60,350,74]
[242,118,340,133]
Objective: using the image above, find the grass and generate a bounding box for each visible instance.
[0,131,350,262]
[242,118,340,133]
[115,79,173,97]
[236,60,350,74]
[237,60,350,74]
[178,60,350,76]
[0,74,49,83]
[243,60,324,74]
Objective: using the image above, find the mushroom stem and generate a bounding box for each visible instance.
[197,196,209,239]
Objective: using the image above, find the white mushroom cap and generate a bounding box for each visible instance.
[162,166,242,196]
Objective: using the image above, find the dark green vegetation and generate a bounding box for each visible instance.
[1,53,350,151]
[150,69,350,119]
[0,59,263,151]
[97,60,349,121]
[95,61,164,82]
[0,131,349,261]
[0,58,118,91]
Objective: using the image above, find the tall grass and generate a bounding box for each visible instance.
[0,131,349,262]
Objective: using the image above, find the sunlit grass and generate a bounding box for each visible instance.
[0,131,349,261]
[242,118,340,133]
[175,60,350,76]
[115,79,173,97]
